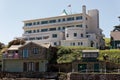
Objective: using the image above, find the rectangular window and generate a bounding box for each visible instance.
[43,36,49,39]
[73,43,75,46]
[76,16,82,20]
[41,21,48,24]
[54,42,57,46]
[76,24,82,27]
[49,28,56,31]
[33,30,36,33]
[23,49,28,58]
[74,33,77,37]
[62,18,65,21]
[37,22,40,25]
[33,48,39,54]
[52,34,57,38]
[58,19,61,22]
[33,22,36,25]
[58,27,61,30]
[62,27,65,30]
[36,37,42,40]
[41,29,48,32]
[49,20,56,23]
[67,17,74,21]
[81,34,83,37]
[37,29,39,32]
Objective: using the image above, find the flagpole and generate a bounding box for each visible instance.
[68,4,72,14]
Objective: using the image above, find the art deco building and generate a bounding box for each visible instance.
[20,5,104,49]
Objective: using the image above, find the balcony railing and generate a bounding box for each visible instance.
[2,53,19,59]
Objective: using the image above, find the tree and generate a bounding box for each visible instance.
[8,39,25,48]
[0,42,5,49]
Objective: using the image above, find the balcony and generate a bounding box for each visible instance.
[2,53,19,59]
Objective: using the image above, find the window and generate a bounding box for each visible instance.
[36,37,42,40]
[23,48,28,58]
[49,20,56,23]
[37,22,40,25]
[33,48,39,54]
[52,34,57,38]
[41,21,48,24]
[23,62,39,72]
[62,18,65,21]
[33,22,36,25]
[81,42,83,45]
[73,43,75,46]
[29,37,35,40]
[58,19,61,22]
[66,34,69,37]
[74,33,77,37]
[37,29,39,32]
[49,28,56,31]
[78,42,80,45]
[43,36,49,39]
[41,29,48,32]
[86,25,88,28]
[86,35,90,38]
[67,17,74,21]
[33,30,36,33]
[62,27,65,30]
[76,24,82,27]
[54,42,57,46]
[76,16,82,20]
[58,27,61,30]
[81,33,83,37]
[25,23,32,26]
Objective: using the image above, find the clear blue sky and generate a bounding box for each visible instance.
[0,0,120,44]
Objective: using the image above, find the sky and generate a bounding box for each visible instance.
[0,0,120,44]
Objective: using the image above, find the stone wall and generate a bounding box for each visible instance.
[68,73,120,80]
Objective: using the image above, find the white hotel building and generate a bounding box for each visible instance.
[21,5,105,49]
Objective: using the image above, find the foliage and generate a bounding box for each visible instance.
[0,42,5,50]
[57,46,95,63]
[104,38,111,48]
[8,39,25,48]
[99,49,120,63]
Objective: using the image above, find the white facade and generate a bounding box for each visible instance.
[20,5,104,49]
